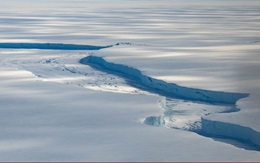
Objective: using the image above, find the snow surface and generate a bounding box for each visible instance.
[0,0,260,161]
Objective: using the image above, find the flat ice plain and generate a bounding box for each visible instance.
[0,0,260,161]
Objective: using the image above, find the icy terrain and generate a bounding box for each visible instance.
[0,0,260,161]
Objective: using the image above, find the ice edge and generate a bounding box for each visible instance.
[1,42,257,149]
[0,42,139,50]
[0,42,112,50]
[80,55,248,105]
[201,117,260,148]
[80,55,260,149]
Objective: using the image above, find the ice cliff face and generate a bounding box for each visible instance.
[80,55,248,105]
[201,117,260,147]
[0,42,257,149]
[0,42,112,50]
[80,55,260,149]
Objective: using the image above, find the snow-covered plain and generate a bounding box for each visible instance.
[0,0,260,161]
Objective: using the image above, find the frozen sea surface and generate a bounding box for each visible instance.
[0,0,260,161]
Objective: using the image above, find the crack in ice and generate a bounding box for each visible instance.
[80,55,248,105]
[1,42,258,150]
[79,55,260,150]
